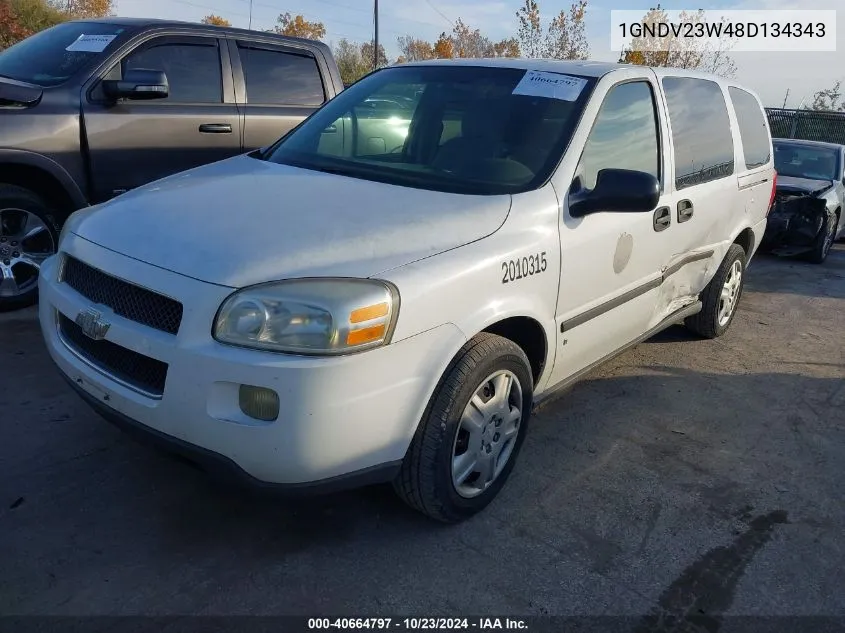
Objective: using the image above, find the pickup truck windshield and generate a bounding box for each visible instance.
[0,22,130,87]
[265,65,595,195]
[774,142,840,181]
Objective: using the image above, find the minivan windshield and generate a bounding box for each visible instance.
[264,65,596,195]
[773,142,840,181]
[0,21,131,87]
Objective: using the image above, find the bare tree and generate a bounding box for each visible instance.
[808,81,844,111]
[516,0,589,60]
[397,36,435,61]
[618,5,737,77]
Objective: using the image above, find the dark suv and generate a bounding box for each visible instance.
[0,18,344,310]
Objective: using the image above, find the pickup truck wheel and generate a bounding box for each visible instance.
[393,333,533,523]
[805,211,836,264]
[0,185,59,311]
[684,243,746,339]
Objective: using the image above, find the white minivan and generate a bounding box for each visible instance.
[38,60,775,522]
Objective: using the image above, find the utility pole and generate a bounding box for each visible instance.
[373,0,379,71]
[781,88,790,109]
[248,0,254,30]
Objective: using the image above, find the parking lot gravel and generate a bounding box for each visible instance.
[1,246,843,623]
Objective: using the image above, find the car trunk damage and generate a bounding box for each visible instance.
[763,184,830,256]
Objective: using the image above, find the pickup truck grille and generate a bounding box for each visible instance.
[58,314,169,397]
[61,256,183,335]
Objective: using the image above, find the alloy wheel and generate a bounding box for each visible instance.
[0,208,55,299]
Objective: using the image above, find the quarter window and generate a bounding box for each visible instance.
[123,39,222,104]
[577,81,660,190]
[662,77,734,189]
[238,45,325,106]
[728,87,771,170]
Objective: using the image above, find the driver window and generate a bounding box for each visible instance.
[120,37,222,104]
[576,81,660,190]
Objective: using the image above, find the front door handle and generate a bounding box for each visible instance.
[678,199,694,223]
[199,123,233,134]
[653,206,671,232]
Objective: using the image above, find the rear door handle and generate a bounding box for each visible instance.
[199,123,233,134]
[678,199,694,223]
[653,206,671,232]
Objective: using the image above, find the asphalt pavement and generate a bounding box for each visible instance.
[1,246,843,625]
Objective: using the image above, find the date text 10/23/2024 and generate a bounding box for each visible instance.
[308,618,530,631]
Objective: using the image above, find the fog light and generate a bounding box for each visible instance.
[238,385,280,422]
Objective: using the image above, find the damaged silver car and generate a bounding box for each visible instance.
[763,139,845,264]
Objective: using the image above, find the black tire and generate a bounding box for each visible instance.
[684,243,747,339]
[0,184,60,312]
[393,333,533,523]
[805,210,836,264]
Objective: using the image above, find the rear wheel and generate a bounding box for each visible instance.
[393,333,533,523]
[0,185,60,311]
[685,243,746,339]
[806,211,836,264]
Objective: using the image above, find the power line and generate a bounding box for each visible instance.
[422,0,454,28]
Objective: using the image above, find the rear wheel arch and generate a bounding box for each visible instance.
[733,227,755,257]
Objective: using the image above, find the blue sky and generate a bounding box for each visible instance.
[115,0,844,107]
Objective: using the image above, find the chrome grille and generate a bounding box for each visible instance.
[61,256,183,335]
[58,314,169,397]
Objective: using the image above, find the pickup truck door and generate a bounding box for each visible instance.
[81,35,242,203]
[227,39,331,152]
[547,74,680,388]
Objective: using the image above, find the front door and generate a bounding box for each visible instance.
[548,75,677,387]
[82,35,242,202]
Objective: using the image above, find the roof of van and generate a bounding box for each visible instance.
[399,57,742,84]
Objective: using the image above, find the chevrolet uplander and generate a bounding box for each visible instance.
[39,60,775,522]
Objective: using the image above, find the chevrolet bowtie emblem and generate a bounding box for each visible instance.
[75,307,110,341]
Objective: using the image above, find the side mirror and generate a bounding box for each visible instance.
[569,168,660,218]
[103,68,169,101]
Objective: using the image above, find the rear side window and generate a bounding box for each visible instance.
[238,45,325,106]
[124,40,222,103]
[662,77,735,190]
[577,81,660,190]
[728,87,771,170]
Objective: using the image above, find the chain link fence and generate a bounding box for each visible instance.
[766,108,845,145]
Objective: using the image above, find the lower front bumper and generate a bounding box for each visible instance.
[64,374,402,496]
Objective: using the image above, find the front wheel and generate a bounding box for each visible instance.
[685,243,747,339]
[0,185,60,311]
[806,211,836,264]
[393,333,533,523]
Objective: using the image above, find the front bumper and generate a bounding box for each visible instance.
[39,234,466,488]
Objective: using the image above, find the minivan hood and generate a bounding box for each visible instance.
[0,77,43,107]
[69,155,512,287]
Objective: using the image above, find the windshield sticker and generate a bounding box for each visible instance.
[513,71,587,101]
[65,34,117,53]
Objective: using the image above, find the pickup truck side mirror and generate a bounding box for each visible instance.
[103,68,169,101]
[569,168,660,218]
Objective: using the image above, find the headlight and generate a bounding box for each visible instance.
[213,278,400,355]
